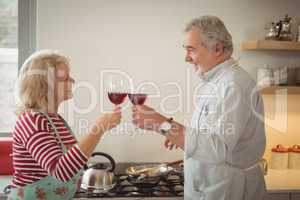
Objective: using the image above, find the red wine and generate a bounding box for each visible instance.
[108,92,127,105]
[128,94,147,105]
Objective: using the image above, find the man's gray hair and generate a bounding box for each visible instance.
[185,15,233,53]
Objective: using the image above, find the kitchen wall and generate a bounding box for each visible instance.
[37,0,300,162]
[263,94,300,162]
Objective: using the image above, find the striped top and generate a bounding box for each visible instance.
[11,111,88,188]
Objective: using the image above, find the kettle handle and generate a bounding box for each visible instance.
[90,152,116,172]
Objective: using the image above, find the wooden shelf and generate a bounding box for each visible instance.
[260,86,300,95]
[241,40,300,51]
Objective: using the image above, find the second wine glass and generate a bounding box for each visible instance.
[128,86,148,131]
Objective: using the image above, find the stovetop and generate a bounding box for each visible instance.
[74,172,184,199]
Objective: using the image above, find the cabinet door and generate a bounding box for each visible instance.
[264,192,290,200]
[291,193,300,200]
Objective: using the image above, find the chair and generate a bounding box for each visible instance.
[0,138,14,175]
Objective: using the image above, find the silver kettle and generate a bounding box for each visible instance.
[81,152,116,193]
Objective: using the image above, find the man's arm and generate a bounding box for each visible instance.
[131,83,262,164]
[131,105,185,150]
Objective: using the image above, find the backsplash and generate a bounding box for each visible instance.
[263,94,300,162]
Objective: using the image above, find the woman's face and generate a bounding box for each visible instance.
[54,63,75,104]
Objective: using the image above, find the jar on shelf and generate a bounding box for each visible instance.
[287,67,297,86]
[257,65,273,87]
[295,67,300,85]
[297,25,300,42]
[270,144,289,170]
[288,145,300,169]
[274,67,288,86]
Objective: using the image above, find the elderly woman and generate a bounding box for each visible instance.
[7,50,121,200]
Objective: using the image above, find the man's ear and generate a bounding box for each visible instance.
[214,42,224,56]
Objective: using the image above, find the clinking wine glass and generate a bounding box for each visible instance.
[128,93,147,105]
[128,86,148,131]
[106,74,128,130]
[107,75,128,106]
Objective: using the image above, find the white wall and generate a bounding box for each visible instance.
[37,0,300,162]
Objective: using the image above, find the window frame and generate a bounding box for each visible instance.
[19,0,37,70]
[0,0,36,136]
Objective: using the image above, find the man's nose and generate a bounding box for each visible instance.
[185,52,193,63]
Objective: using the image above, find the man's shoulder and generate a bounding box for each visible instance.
[213,66,261,102]
[219,66,256,89]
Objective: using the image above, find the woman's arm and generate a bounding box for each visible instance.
[78,107,121,158]
[16,108,121,182]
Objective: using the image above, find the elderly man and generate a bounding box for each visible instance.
[132,16,266,200]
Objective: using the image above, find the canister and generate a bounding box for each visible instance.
[297,25,300,42]
[295,67,300,85]
[288,145,300,169]
[257,65,273,87]
[270,144,289,169]
[287,67,296,86]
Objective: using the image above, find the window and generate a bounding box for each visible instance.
[0,0,36,135]
[0,0,18,133]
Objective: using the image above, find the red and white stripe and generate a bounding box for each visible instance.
[11,111,88,188]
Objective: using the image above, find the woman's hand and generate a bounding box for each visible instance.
[91,107,121,135]
[78,107,121,158]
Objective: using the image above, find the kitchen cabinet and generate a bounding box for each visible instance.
[264,192,290,200]
[291,193,300,200]
[264,192,300,200]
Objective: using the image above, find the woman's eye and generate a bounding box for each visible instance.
[57,76,68,82]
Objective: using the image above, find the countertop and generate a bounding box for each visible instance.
[265,169,300,193]
[72,198,182,200]
[1,169,300,199]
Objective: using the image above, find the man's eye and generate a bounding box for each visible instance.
[187,48,196,52]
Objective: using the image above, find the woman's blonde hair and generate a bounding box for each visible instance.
[15,50,70,115]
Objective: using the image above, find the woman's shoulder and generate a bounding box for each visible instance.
[16,110,50,132]
[17,110,46,122]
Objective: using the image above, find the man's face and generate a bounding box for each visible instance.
[184,28,214,73]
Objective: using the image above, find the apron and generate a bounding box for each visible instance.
[5,111,82,200]
[185,158,265,200]
[184,60,266,200]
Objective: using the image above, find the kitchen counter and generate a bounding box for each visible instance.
[73,169,300,200]
[265,169,300,193]
[0,176,10,189]
[1,169,300,199]
[72,198,182,200]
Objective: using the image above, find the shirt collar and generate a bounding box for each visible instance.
[200,58,237,82]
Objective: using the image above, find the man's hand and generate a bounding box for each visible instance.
[164,139,179,150]
[131,105,167,132]
[132,105,185,150]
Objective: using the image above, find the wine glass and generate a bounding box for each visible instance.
[106,74,128,131]
[128,84,148,105]
[128,86,148,131]
[128,93,147,105]
[107,74,128,106]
